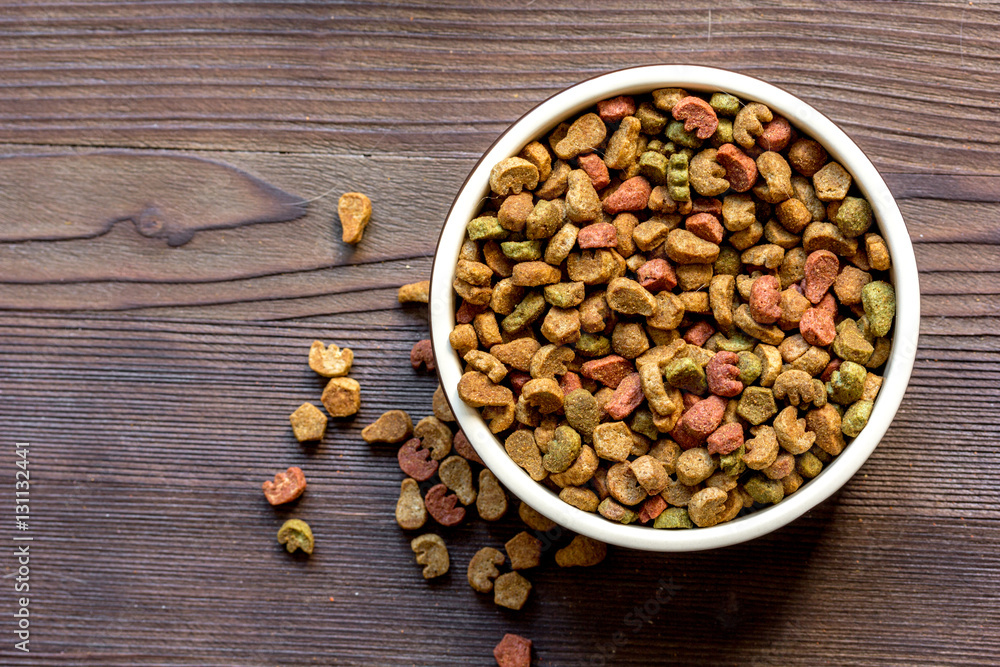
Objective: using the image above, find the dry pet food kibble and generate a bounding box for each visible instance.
[262,466,307,506]
[453,87,896,529]
[337,192,371,244]
[289,403,327,443]
[411,533,450,579]
[277,518,314,554]
[494,633,532,667]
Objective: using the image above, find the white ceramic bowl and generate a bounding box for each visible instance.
[429,65,919,552]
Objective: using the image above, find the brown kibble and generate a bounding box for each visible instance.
[554,112,607,160]
[468,547,505,593]
[665,229,720,264]
[519,140,552,182]
[410,339,435,372]
[397,280,430,304]
[753,151,794,203]
[519,501,557,532]
[458,371,515,408]
[262,466,306,506]
[687,487,729,527]
[309,340,354,377]
[773,406,816,455]
[812,162,852,202]
[529,344,575,379]
[506,531,543,570]
[631,454,670,495]
[807,404,846,456]
[865,233,891,271]
[362,409,413,444]
[411,533,449,579]
[490,156,539,196]
[477,469,508,521]
[397,438,439,481]
[676,447,717,486]
[555,535,608,567]
[743,425,780,470]
[396,478,427,530]
[505,430,547,481]
[289,403,327,443]
[834,265,872,305]
[321,377,361,417]
[733,102,773,149]
[606,461,648,505]
[425,483,466,526]
[521,378,565,414]
[492,338,541,372]
[776,198,813,234]
[337,192,371,244]
[788,139,828,177]
[498,192,534,232]
[494,571,533,610]
[494,634,533,667]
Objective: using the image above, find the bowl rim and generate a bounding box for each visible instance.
[429,64,920,552]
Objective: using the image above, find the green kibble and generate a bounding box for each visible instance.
[714,245,743,276]
[639,150,669,185]
[809,444,833,464]
[502,292,546,333]
[710,92,741,117]
[842,399,873,437]
[667,152,691,202]
[716,331,757,353]
[827,361,866,405]
[653,506,694,529]
[575,333,612,357]
[629,409,659,440]
[544,281,585,308]
[501,239,544,261]
[832,319,875,365]
[796,451,824,478]
[711,118,735,148]
[737,386,778,425]
[720,443,747,477]
[666,120,702,148]
[646,138,667,154]
[833,196,873,238]
[598,497,639,524]
[663,356,707,394]
[862,281,896,338]
[542,425,582,473]
[635,102,669,135]
[467,215,508,241]
[277,519,314,555]
[744,475,784,505]
[736,351,763,386]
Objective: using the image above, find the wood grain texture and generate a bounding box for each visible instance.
[0,1,997,665]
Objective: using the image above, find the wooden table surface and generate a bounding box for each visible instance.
[1,2,998,665]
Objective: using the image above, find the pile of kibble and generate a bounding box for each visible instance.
[448,88,896,530]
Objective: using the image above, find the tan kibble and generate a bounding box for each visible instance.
[555,535,608,567]
[411,533,449,579]
[468,547,505,593]
[494,571,533,610]
[676,447,717,486]
[337,192,371,244]
[433,385,455,422]
[505,430,547,481]
[308,340,354,378]
[397,280,430,304]
[289,402,327,443]
[559,486,600,512]
[490,157,539,196]
[362,410,413,444]
[320,377,361,417]
[439,455,476,505]
[593,421,634,462]
[687,487,729,528]
[812,162,852,202]
[395,478,427,530]
[477,469,508,521]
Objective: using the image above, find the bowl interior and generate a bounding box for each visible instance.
[429,65,919,552]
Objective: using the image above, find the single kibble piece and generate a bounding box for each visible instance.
[321,377,361,417]
[398,280,430,304]
[262,466,307,506]
[289,403,327,443]
[276,519,314,555]
[395,478,427,530]
[308,340,354,377]
[506,531,543,570]
[494,571,533,610]
[411,533,449,579]
[494,633,533,667]
[468,547,505,593]
[555,535,608,567]
[477,469,508,521]
[337,192,372,244]
[361,410,413,444]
